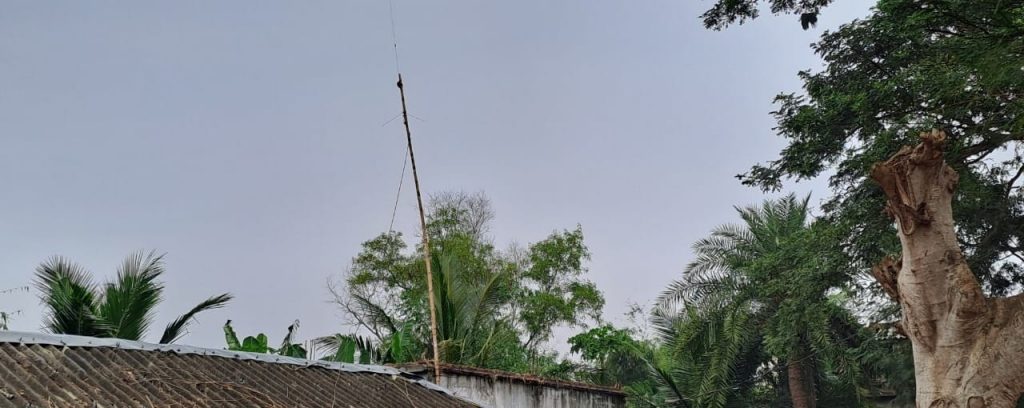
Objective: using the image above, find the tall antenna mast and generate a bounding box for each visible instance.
[397,74,442,383]
[386,0,441,383]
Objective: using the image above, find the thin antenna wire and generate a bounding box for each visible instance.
[384,0,406,235]
[381,113,403,127]
[388,146,409,232]
[388,0,401,74]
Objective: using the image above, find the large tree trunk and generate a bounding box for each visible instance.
[870,130,1024,407]
[787,352,817,408]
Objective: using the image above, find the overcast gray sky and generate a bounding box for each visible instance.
[0,1,870,351]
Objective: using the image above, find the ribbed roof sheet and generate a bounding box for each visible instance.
[0,331,477,407]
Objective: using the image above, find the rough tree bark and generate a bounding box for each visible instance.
[870,130,1024,408]
[787,352,817,408]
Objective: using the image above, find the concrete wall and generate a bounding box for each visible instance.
[437,373,625,408]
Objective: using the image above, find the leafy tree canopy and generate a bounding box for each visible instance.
[332,191,604,374]
[699,0,837,30]
[569,325,651,388]
[740,0,1024,294]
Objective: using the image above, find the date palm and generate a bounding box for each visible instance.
[34,250,232,344]
[657,195,865,408]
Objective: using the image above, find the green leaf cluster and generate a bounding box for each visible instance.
[698,0,1024,404]
[34,251,232,344]
[742,0,1024,295]
[569,325,653,389]
[698,0,836,30]
[318,333,384,364]
[650,195,886,407]
[335,191,604,375]
[223,320,307,358]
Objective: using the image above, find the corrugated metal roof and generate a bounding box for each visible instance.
[0,331,478,407]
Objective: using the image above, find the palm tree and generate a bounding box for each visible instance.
[631,304,767,408]
[430,252,512,366]
[657,195,865,408]
[34,250,233,344]
[333,249,512,367]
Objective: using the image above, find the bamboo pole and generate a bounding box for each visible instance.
[396,74,442,383]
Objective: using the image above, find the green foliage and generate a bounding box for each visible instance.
[314,329,419,365]
[698,0,836,30]
[740,0,1024,295]
[570,325,634,362]
[703,0,1022,403]
[856,327,916,407]
[336,336,357,362]
[161,293,234,344]
[569,325,652,389]
[334,191,604,375]
[386,323,417,363]
[520,227,604,347]
[319,322,420,365]
[645,305,764,407]
[653,195,881,407]
[318,334,377,363]
[431,252,512,365]
[34,251,232,343]
[243,335,271,353]
[223,320,307,358]
[277,321,307,358]
[36,258,104,337]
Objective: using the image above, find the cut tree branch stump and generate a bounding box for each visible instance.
[870,130,1024,407]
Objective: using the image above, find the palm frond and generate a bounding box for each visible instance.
[98,250,165,340]
[384,322,418,363]
[652,302,762,408]
[695,308,754,408]
[685,237,736,279]
[435,253,476,350]
[317,333,380,363]
[466,266,509,339]
[34,256,105,336]
[432,254,460,344]
[640,346,691,408]
[349,292,399,335]
[650,306,684,345]
[658,272,746,314]
[159,293,232,344]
